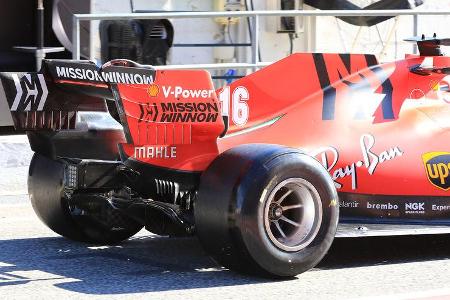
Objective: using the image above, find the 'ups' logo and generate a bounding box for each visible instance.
[422,152,450,191]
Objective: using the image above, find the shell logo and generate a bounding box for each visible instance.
[148,84,159,97]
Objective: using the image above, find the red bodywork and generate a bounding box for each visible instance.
[117,53,450,200]
[118,70,222,171]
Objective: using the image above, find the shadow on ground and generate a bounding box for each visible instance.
[0,233,449,294]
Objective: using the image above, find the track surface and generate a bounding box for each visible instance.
[0,196,449,300]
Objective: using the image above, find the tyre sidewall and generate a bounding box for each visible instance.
[29,154,142,244]
[28,153,86,240]
[237,152,338,276]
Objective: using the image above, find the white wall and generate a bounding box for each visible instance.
[90,0,450,67]
[90,0,314,66]
[91,0,220,65]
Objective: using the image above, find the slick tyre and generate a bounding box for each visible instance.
[28,154,142,244]
[195,144,339,277]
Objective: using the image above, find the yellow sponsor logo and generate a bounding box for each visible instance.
[329,198,338,207]
[430,80,440,91]
[147,84,159,97]
[422,152,450,191]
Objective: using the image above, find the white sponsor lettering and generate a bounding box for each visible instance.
[310,134,403,190]
[367,202,398,210]
[162,86,214,99]
[405,202,425,214]
[134,146,177,159]
[340,200,359,208]
[55,66,153,84]
[432,204,450,211]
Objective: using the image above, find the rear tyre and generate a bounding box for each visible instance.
[195,144,339,277]
[28,153,143,244]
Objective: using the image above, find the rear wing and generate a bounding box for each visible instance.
[0,59,155,131]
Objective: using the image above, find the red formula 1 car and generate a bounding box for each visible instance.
[0,36,449,277]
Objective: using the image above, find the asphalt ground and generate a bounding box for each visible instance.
[0,196,449,300]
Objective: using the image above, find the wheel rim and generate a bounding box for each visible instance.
[263,178,323,252]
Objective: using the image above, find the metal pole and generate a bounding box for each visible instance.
[36,0,45,70]
[153,62,272,70]
[251,15,259,70]
[69,9,448,66]
[74,10,450,21]
[37,0,44,49]
[413,13,418,54]
[72,16,80,60]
